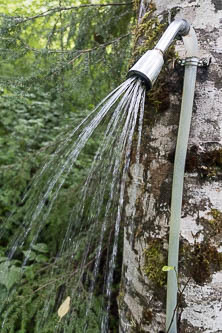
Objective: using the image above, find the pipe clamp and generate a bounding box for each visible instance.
[176,57,211,67]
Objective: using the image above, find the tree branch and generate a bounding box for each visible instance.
[5,2,133,25]
[11,32,130,56]
[68,33,131,64]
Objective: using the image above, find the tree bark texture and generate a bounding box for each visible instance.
[119,1,222,332]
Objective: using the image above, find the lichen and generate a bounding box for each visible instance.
[143,239,167,286]
[141,308,153,325]
[130,317,149,333]
[185,146,222,179]
[181,240,222,284]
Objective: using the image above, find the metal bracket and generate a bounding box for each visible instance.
[197,57,211,67]
[176,57,211,67]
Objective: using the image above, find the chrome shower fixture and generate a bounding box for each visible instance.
[128,19,190,89]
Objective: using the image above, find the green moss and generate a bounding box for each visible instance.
[206,149,222,178]
[130,2,164,65]
[209,208,222,220]
[197,208,222,239]
[133,0,141,12]
[207,209,222,233]
[143,239,166,287]
[117,290,124,308]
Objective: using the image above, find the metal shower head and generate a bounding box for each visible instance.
[128,49,164,89]
[127,19,190,89]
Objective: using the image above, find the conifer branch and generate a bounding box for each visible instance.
[6,2,133,25]
[14,32,131,56]
[68,33,131,63]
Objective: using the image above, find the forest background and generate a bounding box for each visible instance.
[0,0,135,331]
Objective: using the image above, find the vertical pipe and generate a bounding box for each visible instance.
[166,58,198,333]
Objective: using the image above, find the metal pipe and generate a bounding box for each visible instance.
[155,19,190,54]
[128,49,164,89]
[127,19,190,89]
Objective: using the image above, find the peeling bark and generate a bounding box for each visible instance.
[119,1,222,332]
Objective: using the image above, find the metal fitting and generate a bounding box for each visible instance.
[184,57,199,66]
[176,57,211,67]
[128,50,164,89]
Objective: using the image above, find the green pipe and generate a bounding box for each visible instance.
[166,57,199,333]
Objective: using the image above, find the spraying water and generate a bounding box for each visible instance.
[0,17,201,333]
[0,76,146,332]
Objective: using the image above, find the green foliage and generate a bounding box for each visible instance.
[0,0,133,98]
[0,0,135,331]
[0,260,22,291]
[0,238,107,332]
[0,0,134,224]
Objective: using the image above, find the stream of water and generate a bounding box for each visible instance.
[0,76,146,332]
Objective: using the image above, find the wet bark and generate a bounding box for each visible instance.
[119,1,222,332]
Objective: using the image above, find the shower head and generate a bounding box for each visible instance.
[128,49,164,90]
[128,19,190,89]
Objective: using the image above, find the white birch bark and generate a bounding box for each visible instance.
[119,1,222,332]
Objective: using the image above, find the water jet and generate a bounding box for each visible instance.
[0,17,208,333]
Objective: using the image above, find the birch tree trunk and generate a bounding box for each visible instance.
[119,1,222,332]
